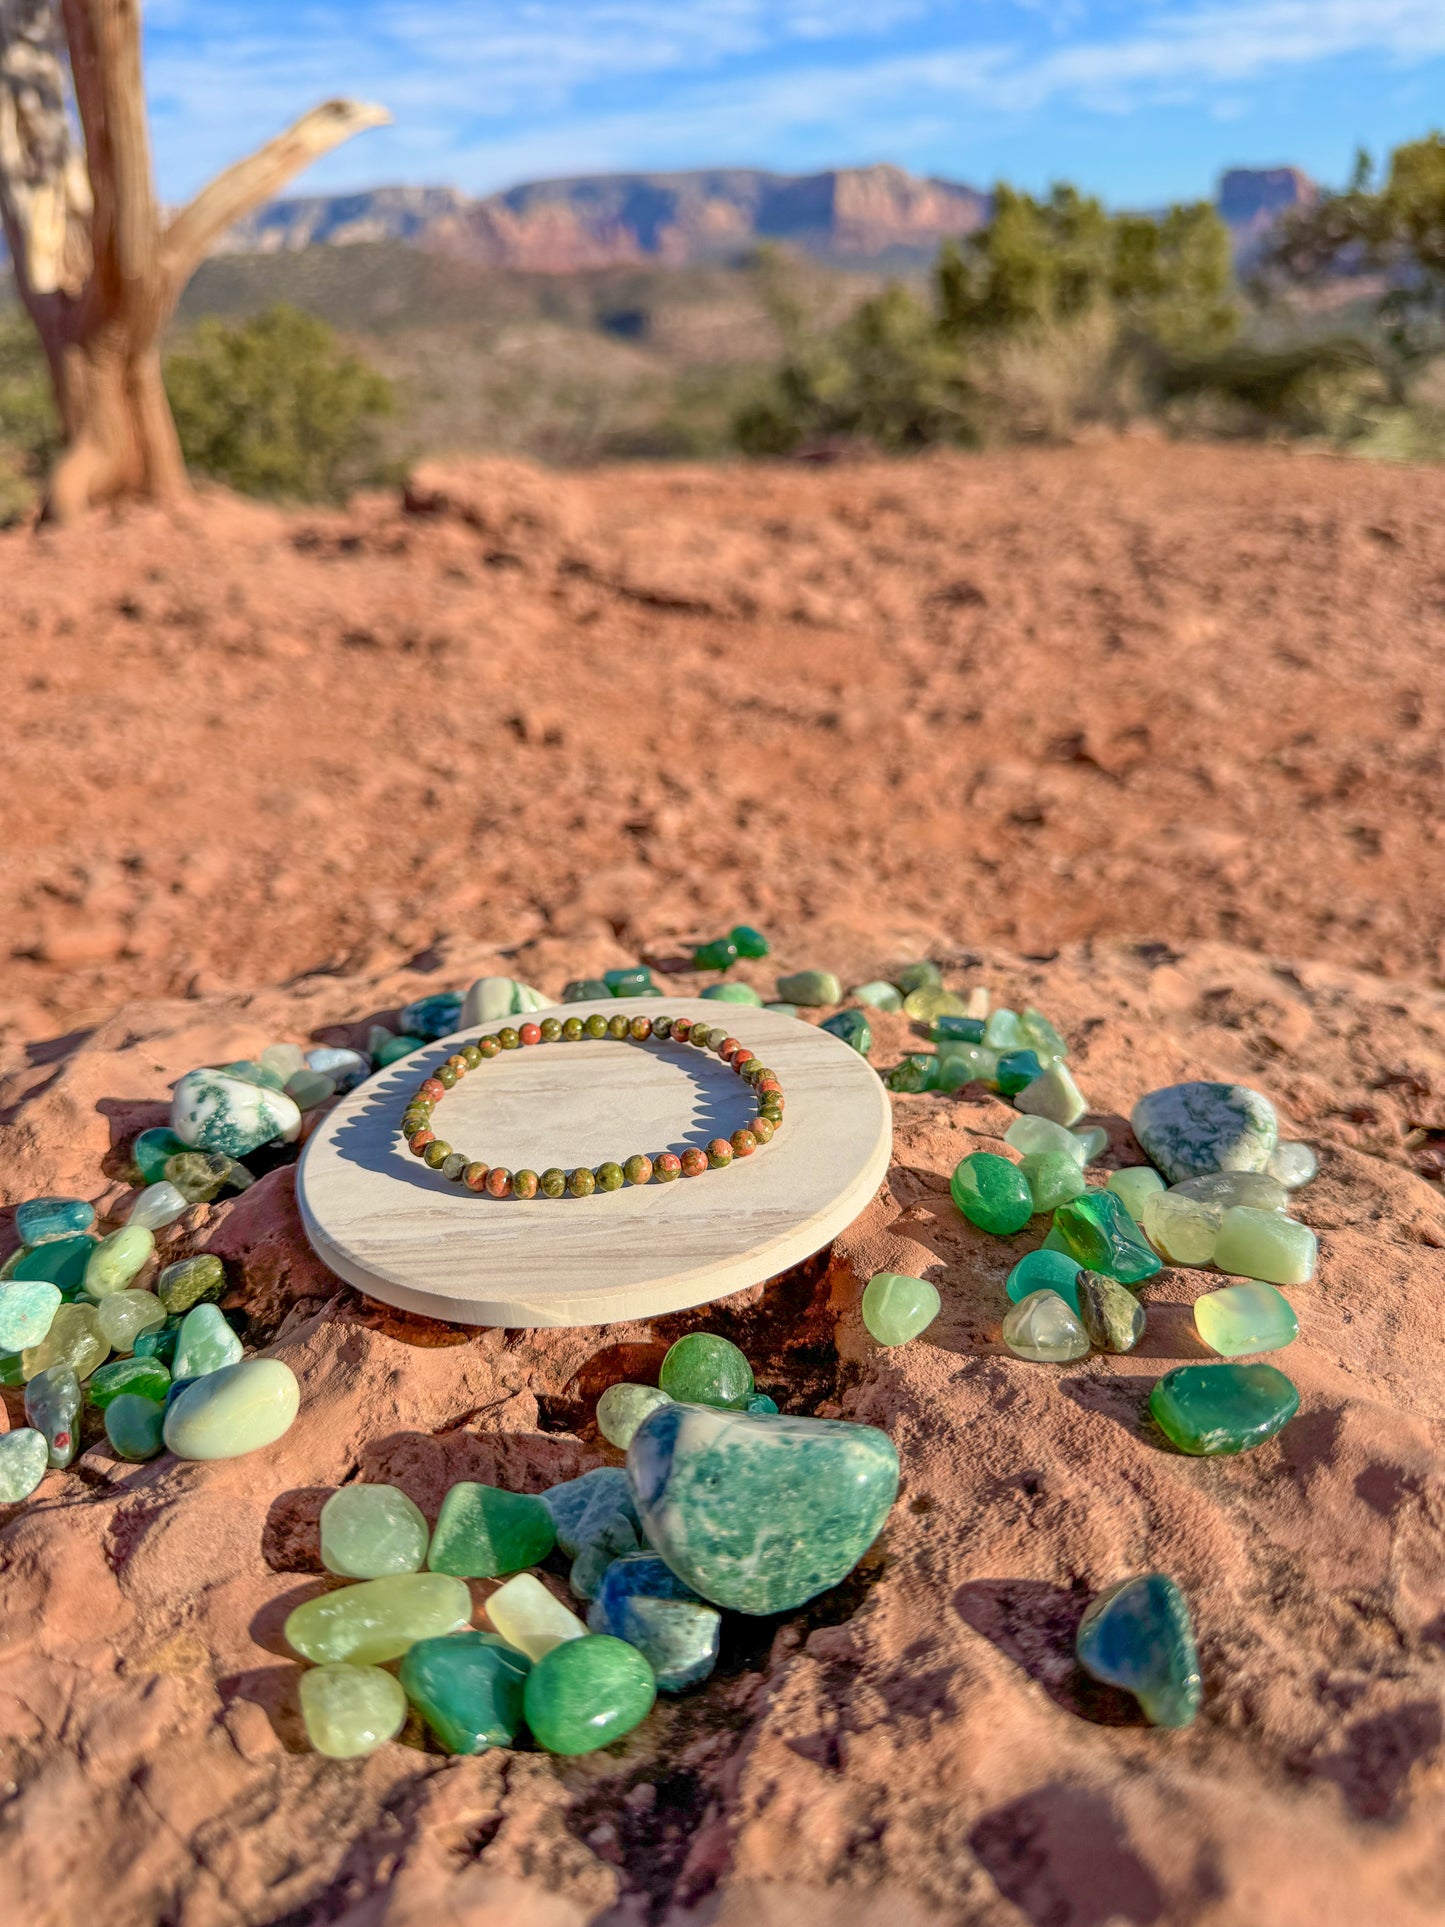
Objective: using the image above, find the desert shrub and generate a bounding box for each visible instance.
[1154,338,1390,439]
[164,305,394,501]
[0,307,59,519]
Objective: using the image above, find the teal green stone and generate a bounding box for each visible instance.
[88,1355,170,1411]
[104,1393,167,1461]
[163,1357,300,1460]
[744,1391,778,1414]
[596,1382,673,1450]
[170,1068,300,1158]
[83,1225,155,1300]
[428,1482,556,1577]
[1052,1190,1161,1285]
[399,1630,531,1753]
[1193,1281,1299,1357]
[886,1054,935,1093]
[950,1153,1034,1236]
[321,1484,430,1577]
[134,1322,180,1365]
[627,1403,900,1614]
[729,924,770,959]
[157,1252,226,1316]
[659,1332,754,1409]
[0,1428,49,1501]
[399,992,464,1039]
[932,1014,986,1044]
[25,1364,82,1467]
[1149,1362,1299,1455]
[14,1236,98,1296]
[171,1303,243,1380]
[16,1197,95,1245]
[700,981,763,1005]
[587,1552,720,1692]
[821,1008,872,1054]
[0,1279,62,1350]
[861,1272,940,1346]
[895,962,943,994]
[375,1033,425,1066]
[995,1048,1044,1096]
[523,1633,656,1754]
[300,1662,408,1758]
[1076,1572,1201,1727]
[693,937,739,970]
[1018,1150,1085,1213]
[1020,1007,1069,1061]
[849,980,903,1011]
[1006,1248,1084,1315]
[604,966,654,995]
[775,969,842,1006]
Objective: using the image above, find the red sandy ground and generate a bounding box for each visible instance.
[0,443,1443,1926]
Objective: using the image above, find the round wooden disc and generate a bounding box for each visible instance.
[297,998,893,1328]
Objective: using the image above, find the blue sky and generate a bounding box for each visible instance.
[142,1,1445,206]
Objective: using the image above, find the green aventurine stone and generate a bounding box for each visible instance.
[88,1355,170,1411]
[1106,1167,1167,1220]
[105,1393,167,1461]
[96,1289,166,1354]
[158,1253,227,1316]
[1018,1150,1085,1213]
[428,1483,556,1578]
[399,1630,531,1754]
[1193,1281,1299,1357]
[730,924,770,959]
[172,1303,243,1380]
[163,1357,300,1460]
[1149,1362,1300,1455]
[596,1382,673,1450]
[522,1633,656,1755]
[25,1364,82,1466]
[15,1236,98,1295]
[0,1428,49,1501]
[22,1301,107,1381]
[300,1663,408,1758]
[1211,1207,1317,1286]
[16,1196,96,1245]
[286,1571,472,1664]
[1052,1191,1161,1285]
[821,1008,872,1054]
[1077,1272,1146,1354]
[775,970,842,1006]
[693,937,739,970]
[83,1226,155,1299]
[1006,1248,1084,1315]
[321,1484,431,1578]
[659,1332,754,1409]
[700,981,763,1005]
[1075,1572,1202,1728]
[0,1279,62,1351]
[627,1403,899,1614]
[1001,1289,1090,1363]
[131,1128,188,1185]
[861,1272,940,1347]
[950,1152,1034,1236]
[849,980,903,1011]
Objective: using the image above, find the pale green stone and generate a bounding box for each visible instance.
[1013,1063,1088,1128]
[1141,1191,1222,1267]
[83,1226,155,1300]
[848,980,903,1011]
[1020,1007,1069,1061]
[1131,1080,1278,1185]
[982,1008,1024,1050]
[96,1289,167,1354]
[284,1069,335,1110]
[1172,1171,1287,1211]
[0,1428,49,1501]
[1267,1141,1318,1189]
[128,1182,189,1231]
[1077,1272,1146,1353]
[286,1571,471,1664]
[172,1303,244,1380]
[163,1357,299,1459]
[21,1301,107,1381]
[300,1663,408,1758]
[1018,1151,1085,1213]
[1106,1167,1166,1219]
[1212,1207,1317,1286]
[171,1069,301,1158]
[596,1382,672,1450]
[163,1152,237,1203]
[0,1279,62,1351]
[462,975,522,1023]
[485,1571,589,1661]
[1070,1126,1109,1163]
[1005,1116,1088,1165]
[861,1272,940,1347]
[217,1059,287,1091]
[1194,1281,1299,1356]
[1001,1289,1090,1362]
[775,970,842,1006]
[260,1043,308,1080]
[321,1484,430,1578]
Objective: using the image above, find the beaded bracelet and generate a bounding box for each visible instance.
[400,1013,785,1198]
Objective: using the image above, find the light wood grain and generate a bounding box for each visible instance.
[297,998,893,1328]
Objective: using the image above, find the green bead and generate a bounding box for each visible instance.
[775,970,842,1006]
[594,1162,625,1192]
[1076,1573,1200,1727]
[0,1428,49,1500]
[568,1167,596,1197]
[861,1272,940,1347]
[729,924,770,959]
[1193,1281,1299,1357]
[604,967,654,995]
[399,1630,531,1753]
[561,1017,586,1039]
[994,1048,1044,1096]
[848,980,902,1011]
[1076,1271,1146,1353]
[1001,1289,1090,1362]
[1052,1190,1161,1285]
[0,1279,62,1351]
[540,1017,563,1042]
[88,1355,170,1410]
[15,1197,95,1245]
[96,1288,166,1354]
[932,1014,986,1043]
[821,1008,872,1054]
[131,1129,187,1186]
[623,1155,652,1186]
[159,1253,227,1317]
[1017,1151,1085,1213]
[1149,1362,1300,1455]
[523,1633,655,1755]
[285,1571,472,1664]
[1005,1248,1083,1315]
[1211,1207,1317,1285]
[1106,1167,1167,1220]
[950,1153,1034,1236]
[25,1364,82,1466]
[1020,1006,1070,1061]
[895,962,943,994]
[584,1015,608,1039]
[597,1382,673,1449]
[428,1483,556,1577]
[300,1663,408,1758]
[693,938,739,971]
[700,981,763,1005]
[82,1226,155,1300]
[321,1484,430,1577]
[659,1332,754,1409]
[607,1013,630,1039]
[163,1357,299,1459]
[21,1301,107,1381]
[14,1236,98,1296]
[105,1393,167,1461]
[540,1168,568,1198]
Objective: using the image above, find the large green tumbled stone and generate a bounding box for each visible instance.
[1211,1207,1317,1286]
[1052,1190,1161,1285]
[1131,1081,1278,1185]
[596,1383,672,1450]
[1006,1248,1084,1315]
[861,1272,940,1347]
[0,1279,62,1351]
[950,1153,1034,1236]
[1193,1281,1299,1357]
[775,970,842,1007]
[321,1484,431,1577]
[1149,1362,1299,1455]
[523,1633,656,1755]
[14,1236,98,1296]
[170,1069,301,1158]
[87,1355,170,1411]
[1018,1150,1085,1213]
[399,1631,530,1753]
[428,1482,556,1577]
[1019,1007,1069,1062]
[1076,1572,1201,1727]
[1140,1190,1221,1267]
[105,1394,167,1461]
[300,1662,408,1758]
[286,1572,472,1664]
[171,1302,243,1380]
[16,1197,95,1245]
[163,1357,299,1459]
[0,1427,50,1501]
[1001,1289,1090,1362]
[627,1403,899,1614]
[25,1364,82,1466]
[659,1332,754,1409]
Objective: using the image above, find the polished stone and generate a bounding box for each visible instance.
[1077,1272,1146,1353]
[1140,1191,1222,1267]
[1018,1150,1085,1213]
[1194,1281,1299,1357]
[400,991,465,1037]
[1012,1063,1088,1128]
[523,1633,656,1755]
[286,1572,471,1664]
[300,1662,409,1758]
[950,1152,1034,1236]
[596,1382,672,1451]
[321,1484,430,1577]
[485,1571,588,1661]
[0,1279,62,1351]
[1267,1140,1318,1189]
[171,1303,243,1380]
[157,1253,227,1317]
[399,1630,531,1753]
[83,1225,156,1301]
[1001,1289,1090,1362]
[1131,1081,1278,1185]
[21,1301,107,1382]
[171,1068,301,1158]
[861,1272,941,1347]
[1052,1190,1162,1285]
[541,1468,641,1559]
[1076,1572,1201,1727]
[658,1332,754,1409]
[163,1357,299,1459]
[428,1482,556,1578]
[588,1552,720,1692]
[88,1355,170,1411]
[1173,1171,1287,1211]
[16,1197,95,1246]
[14,1236,97,1296]
[1006,1248,1084,1316]
[25,1364,82,1467]
[775,970,842,1006]
[1212,1207,1317,1286]
[105,1393,167,1461]
[849,980,904,1011]
[1004,1116,1088,1165]
[821,1008,872,1054]
[0,1428,49,1501]
[127,1182,189,1231]
[1149,1362,1299,1455]
[96,1289,167,1354]
[1105,1167,1167,1220]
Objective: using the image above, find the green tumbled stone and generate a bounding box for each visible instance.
[0,1428,49,1501]
[821,1008,872,1054]
[604,966,654,995]
[994,1048,1045,1096]
[861,1272,940,1347]
[163,1152,235,1204]
[886,1054,936,1093]
[1131,1080,1278,1185]
[428,1482,556,1577]
[1076,1572,1201,1728]
[1193,1282,1299,1358]
[903,986,964,1022]
[1149,1362,1299,1455]
[1012,1062,1088,1128]
[693,937,739,971]
[157,1253,226,1316]
[96,1289,167,1354]
[627,1403,899,1614]
[14,1236,98,1296]
[321,1484,430,1577]
[1140,1190,1221,1266]
[163,1357,299,1459]
[700,981,763,1005]
[895,962,943,995]
[128,1182,189,1231]
[932,1013,986,1044]
[0,1351,25,1386]
[1052,1190,1161,1285]
[1106,1167,1167,1220]
[1020,1007,1069,1062]
[1006,1248,1084,1315]
[0,1279,62,1351]
[22,1301,107,1381]
[848,980,903,1012]
[131,1129,188,1185]
[300,1662,408,1758]
[763,1003,800,1018]
[934,1044,1001,1091]
[398,994,464,1041]
[1212,1207,1317,1286]
[16,1197,96,1245]
[950,1152,1034,1236]
[284,1070,335,1112]
[105,1393,167,1461]
[659,1332,754,1409]
[523,1633,656,1755]
[88,1355,170,1411]
[744,1391,778,1414]
[563,979,611,1002]
[1018,1150,1085,1213]
[261,1042,309,1080]
[83,1225,155,1300]
[1173,1171,1287,1211]
[171,1068,301,1158]
[1071,1125,1109,1163]
[596,1382,673,1450]
[730,924,770,959]
[399,1630,531,1754]
[980,1008,1022,1051]
[25,1364,82,1467]
[172,1302,243,1380]
[218,1058,288,1091]
[1004,1116,1087,1165]
[1267,1141,1318,1189]
[375,1033,425,1067]
[134,1322,180,1365]
[1077,1271,1146,1353]
[775,970,842,1007]
[286,1571,472,1664]
[1001,1289,1090,1362]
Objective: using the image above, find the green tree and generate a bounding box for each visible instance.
[163,306,394,501]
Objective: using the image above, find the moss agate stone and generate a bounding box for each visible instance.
[399,1630,530,1753]
[322,1484,430,1577]
[0,1279,62,1351]
[1140,1191,1222,1267]
[627,1403,899,1614]
[1076,1573,1202,1728]
[588,1552,720,1692]
[1149,1362,1299,1455]
[14,1236,97,1296]
[428,1482,556,1577]
[1001,1289,1090,1363]
[1194,1281,1299,1357]
[1106,1167,1166,1219]
[25,1364,82,1466]
[16,1197,95,1245]
[1077,1272,1146,1354]
[861,1272,940,1347]
[22,1301,107,1381]
[1018,1150,1085,1213]
[171,1303,243,1380]
[821,1008,872,1053]
[88,1355,170,1411]
[596,1382,672,1450]
[1212,1207,1317,1286]
[170,1069,301,1158]
[105,1393,167,1461]
[96,1289,166,1354]
[1131,1081,1278,1185]
[950,1153,1034,1236]
[286,1571,471,1664]
[523,1633,656,1755]
[163,1357,299,1459]
[83,1226,155,1300]
[486,1571,589,1661]
[775,970,842,1007]
[300,1662,408,1758]
[1053,1190,1161,1285]
[659,1332,754,1409]
[1006,1249,1084,1315]
[0,1427,49,1501]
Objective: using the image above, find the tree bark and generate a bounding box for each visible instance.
[0,0,388,520]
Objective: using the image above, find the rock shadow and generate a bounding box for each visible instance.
[969,1782,1165,1925]
[1057,1372,1155,1442]
[1306,1701,1443,1822]
[954,1578,1144,1726]
[1130,1300,1214,1363]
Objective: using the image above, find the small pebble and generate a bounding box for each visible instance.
[1149,1361,1299,1455]
[1140,1191,1222,1267]
[14,1236,97,1294]
[982,1008,1025,1051]
[306,1046,371,1092]
[588,1552,720,1692]
[659,1332,754,1409]
[427,1482,556,1578]
[1017,1149,1084,1212]
[82,1225,155,1300]
[895,962,943,994]
[950,1152,1034,1236]
[1212,1207,1317,1286]
[596,1382,672,1450]
[131,1128,187,1185]
[96,1289,167,1354]
[286,1571,470,1664]
[1013,1063,1088,1128]
[157,1253,226,1316]
[375,1033,425,1067]
[171,1068,301,1158]
[523,1633,656,1756]
[1076,1271,1146,1353]
[821,1008,872,1053]
[1267,1140,1318,1189]
[0,1280,62,1351]
[22,1301,107,1382]
[700,982,763,1005]
[1005,1116,1087,1165]
[1173,1171,1288,1211]
[399,1630,530,1754]
[1194,1280,1299,1357]
[128,1182,190,1231]
[88,1355,170,1411]
[1006,1248,1084,1315]
[1076,1572,1201,1727]
[321,1484,431,1578]
[284,1069,336,1111]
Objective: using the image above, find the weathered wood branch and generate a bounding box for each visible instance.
[0,0,89,297]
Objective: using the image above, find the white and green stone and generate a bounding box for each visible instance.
[1001,1289,1090,1363]
[170,1068,302,1158]
[1106,1167,1166,1219]
[321,1484,431,1578]
[0,1279,62,1352]
[1131,1080,1278,1185]
[596,1382,673,1450]
[82,1225,156,1299]
[0,1427,49,1501]
[163,1357,299,1459]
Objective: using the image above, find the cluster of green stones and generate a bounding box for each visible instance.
[400,1014,785,1198]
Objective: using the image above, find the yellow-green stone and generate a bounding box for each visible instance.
[95,1289,166,1354]
[300,1663,408,1758]
[1052,1190,1161,1285]
[1106,1167,1167,1219]
[1193,1281,1299,1357]
[428,1482,556,1577]
[1140,1190,1221,1266]
[22,1301,107,1381]
[162,1357,299,1459]
[658,1332,754,1409]
[1212,1207,1317,1286]
[596,1382,672,1450]
[522,1633,656,1755]
[82,1226,155,1300]
[1001,1289,1090,1362]
[1018,1150,1085,1213]
[1005,1116,1087,1164]
[775,970,842,1006]
[1076,1572,1201,1728]
[950,1152,1034,1235]
[861,1272,940,1347]
[399,1630,531,1754]
[1149,1362,1299,1455]
[321,1484,430,1577]
[286,1572,472,1664]
[1011,1062,1087,1128]
[157,1252,226,1316]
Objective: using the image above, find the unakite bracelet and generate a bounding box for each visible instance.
[401,1013,785,1198]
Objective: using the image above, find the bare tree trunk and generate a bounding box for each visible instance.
[0,0,388,521]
